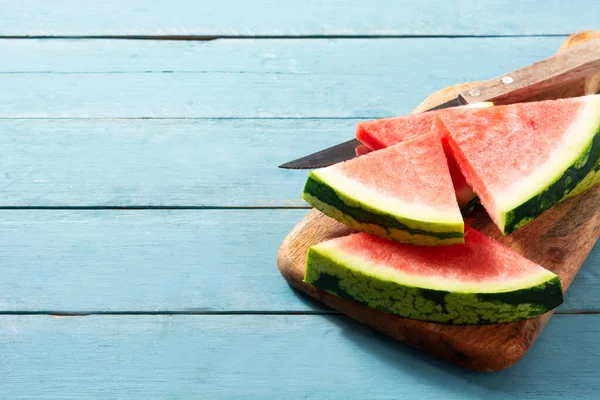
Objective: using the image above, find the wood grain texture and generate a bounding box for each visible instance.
[278,33,600,371]
[2,314,600,399]
[0,1,596,37]
[0,209,594,314]
[558,31,600,97]
[0,38,565,118]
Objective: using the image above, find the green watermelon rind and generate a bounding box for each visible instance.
[305,245,563,325]
[302,172,464,246]
[561,161,600,201]
[502,113,600,234]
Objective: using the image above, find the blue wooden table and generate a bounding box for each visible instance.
[0,1,599,398]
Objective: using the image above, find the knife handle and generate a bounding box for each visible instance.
[459,38,600,105]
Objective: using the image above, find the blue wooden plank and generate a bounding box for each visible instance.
[0,119,350,207]
[0,209,328,313]
[0,37,564,74]
[0,38,564,118]
[0,314,598,398]
[0,0,596,37]
[0,209,594,313]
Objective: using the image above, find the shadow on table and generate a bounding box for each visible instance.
[318,312,598,399]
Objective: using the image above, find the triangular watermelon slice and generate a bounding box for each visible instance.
[356,103,493,208]
[302,131,464,246]
[440,94,600,235]
[305,226,563,325]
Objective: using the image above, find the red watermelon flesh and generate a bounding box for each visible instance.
[440,95,600,234]
[356,110,478,208]
[330,226,546,283]
[357,112,437,151]
[333,132,458,211]
[356,103,493,150]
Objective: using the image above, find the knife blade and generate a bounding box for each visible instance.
[279,38,600,169]
[278,98,463,169]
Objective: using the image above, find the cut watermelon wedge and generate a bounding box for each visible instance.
[440,94,600,235]
[303,131,464,246]
[356,103,493,208]
[305,226,563,325]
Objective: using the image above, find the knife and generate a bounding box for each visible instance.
[279,38,600,169]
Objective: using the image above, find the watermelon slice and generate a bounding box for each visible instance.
[305,226,563,325]
[356,103,493,208]
[440,94,600,235]
[302,131,464,246]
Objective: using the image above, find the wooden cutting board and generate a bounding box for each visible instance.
[277,31,600,372]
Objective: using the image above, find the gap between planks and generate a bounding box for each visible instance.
[0,117,380,120]
[0,206,310,210]
[0,34,569,40]
[0,311,592,316]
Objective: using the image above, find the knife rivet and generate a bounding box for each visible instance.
[502,76,514,84]
[468,88,481,97]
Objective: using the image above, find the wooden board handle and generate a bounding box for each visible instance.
[458,37,600,105]
[412,31,600,114]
